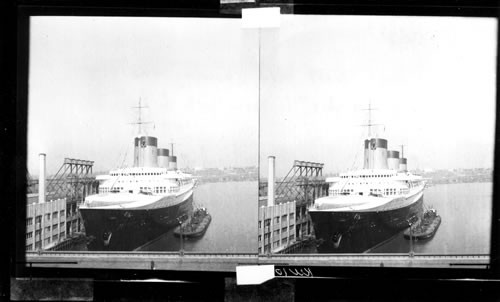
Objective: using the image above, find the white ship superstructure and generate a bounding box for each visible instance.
[82,135,195,211]
[315,168,425,213]
[85,166,194,210]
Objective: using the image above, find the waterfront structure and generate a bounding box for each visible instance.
[47,158,96,236]
[258,157,326,254]
[309,137,425,253]
[28,157,98,240]
[257,156,294,253]
[26,153,68,251]
[275,161,327,241]
[259,160,327,243]
[26,197,67,251]
[258,201,296,254]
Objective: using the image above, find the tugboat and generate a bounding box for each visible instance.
[174,207,211,238]
[404,209,441,240]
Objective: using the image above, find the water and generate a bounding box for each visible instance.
[139,181,258,253]
[371,182,492,254]
[138,181,492,254]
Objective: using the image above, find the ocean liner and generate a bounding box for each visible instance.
[309,137,425,253]
[79,135,194,251]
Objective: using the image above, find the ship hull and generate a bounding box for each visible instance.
[310,195,423,253]
[80,194,193,251]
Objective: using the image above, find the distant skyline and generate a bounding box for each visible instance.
[28,16,259,177]
[259,15,496,177]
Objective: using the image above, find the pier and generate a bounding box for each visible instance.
[26,156,99,252]
[259,159,328,254]
[24,251,490,271]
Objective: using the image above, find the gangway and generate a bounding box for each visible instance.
[46,158,95,201]
[43,158,99,237]
[274,160,326,206]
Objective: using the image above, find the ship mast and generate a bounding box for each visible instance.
[131,99,152,136]
[367,102,374,137]
[361,101,382,138]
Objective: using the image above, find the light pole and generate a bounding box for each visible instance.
[177,217,184,256]
[407,220,414,258]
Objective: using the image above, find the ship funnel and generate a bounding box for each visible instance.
[363,140,370,169]
[399,157,407,172]
[157,148,170,168]
[38,153,46,204]
[133,138,139,166]
[167,156,177,170]
[267,156,275,207]
[387,150,400,170]
[135,136,158,167]
[367,138,388,169]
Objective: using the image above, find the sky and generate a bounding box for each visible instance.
[28,15,497,178]
[28,16,260,176]
[259,15,497,177]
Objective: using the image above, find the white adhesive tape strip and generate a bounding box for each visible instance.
[236,265,275,285]
[241,7,281,29]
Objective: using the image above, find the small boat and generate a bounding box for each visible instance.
[404,209,441,240]
[174,207,211,238]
